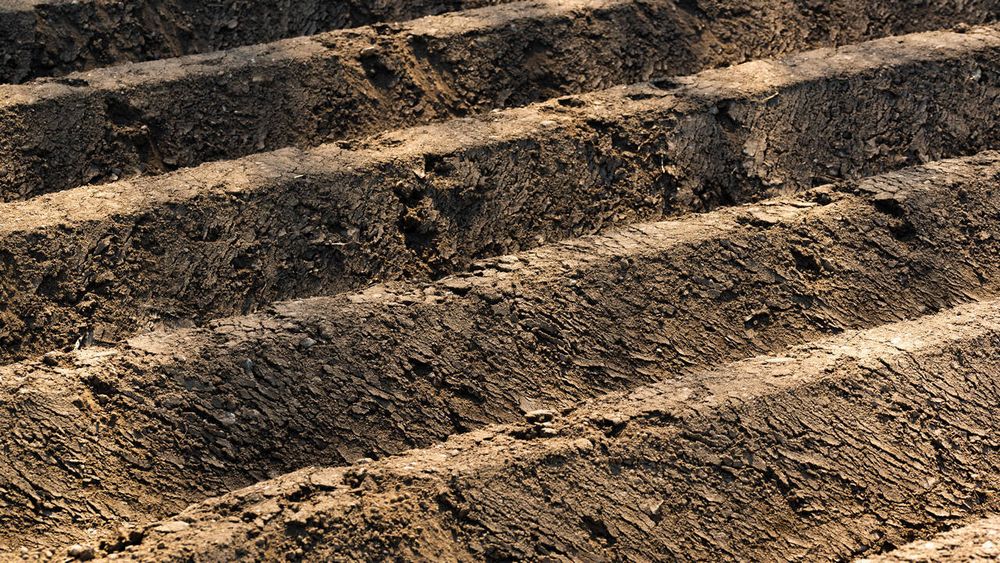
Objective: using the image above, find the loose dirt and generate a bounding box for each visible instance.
[3,154,1000,550]
[80,300,1000,560]
[2,27,999,362]
[2,1,998,561]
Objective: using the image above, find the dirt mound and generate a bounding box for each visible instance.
[91,300,1000,560]
[1,1,998,561]
[862,516,1000,562]
[2,26,999,362]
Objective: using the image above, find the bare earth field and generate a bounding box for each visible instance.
[0,1,998,561]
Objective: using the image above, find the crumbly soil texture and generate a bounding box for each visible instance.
[0,0,509,83]
[1,0,1000,200]
[1,25,999,363]
[0,1,999,562]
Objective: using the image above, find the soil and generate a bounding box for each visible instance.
[863,516,1000,562]
[71,300,1000,560]
[0,1,998,200]
[0,0,509,83]
[1,1,999,561]
[2,153,1000,551]
[1,26,999,363]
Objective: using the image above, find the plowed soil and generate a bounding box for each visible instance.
[1,1,998,562]
[2,1,1000,199]
[2,26,999,362]
[0,0,509,83]
[62,300,1000,560]
[5,152,1000,551]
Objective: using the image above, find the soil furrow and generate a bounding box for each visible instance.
[0,1,998,199]
[860,516,1000,562]
[77,300,1000,561]
[2,153,999,548]
[2,27,1000,362]
[5,0,997,85]
[0,0,509,83]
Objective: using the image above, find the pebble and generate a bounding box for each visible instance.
[441,277,472,294]
[746,209,780,227]
[68,544,95,561]
[525,409,555,424]
[153,521,191,534]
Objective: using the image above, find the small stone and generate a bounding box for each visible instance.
[298,337,317,350]
[441,277,472,295]
[525,410,555,424]
[746,210,780,227]
[68,544,95,561]
[153,521,191,534]
[644,500,665,520]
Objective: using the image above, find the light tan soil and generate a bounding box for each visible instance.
[861,516,1000,562]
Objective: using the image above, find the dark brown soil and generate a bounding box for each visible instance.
[2,153,999,550]
[0,0,997,200]
[83,300,1000,561]
[0,0,512,83]
[2,26,999,363]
